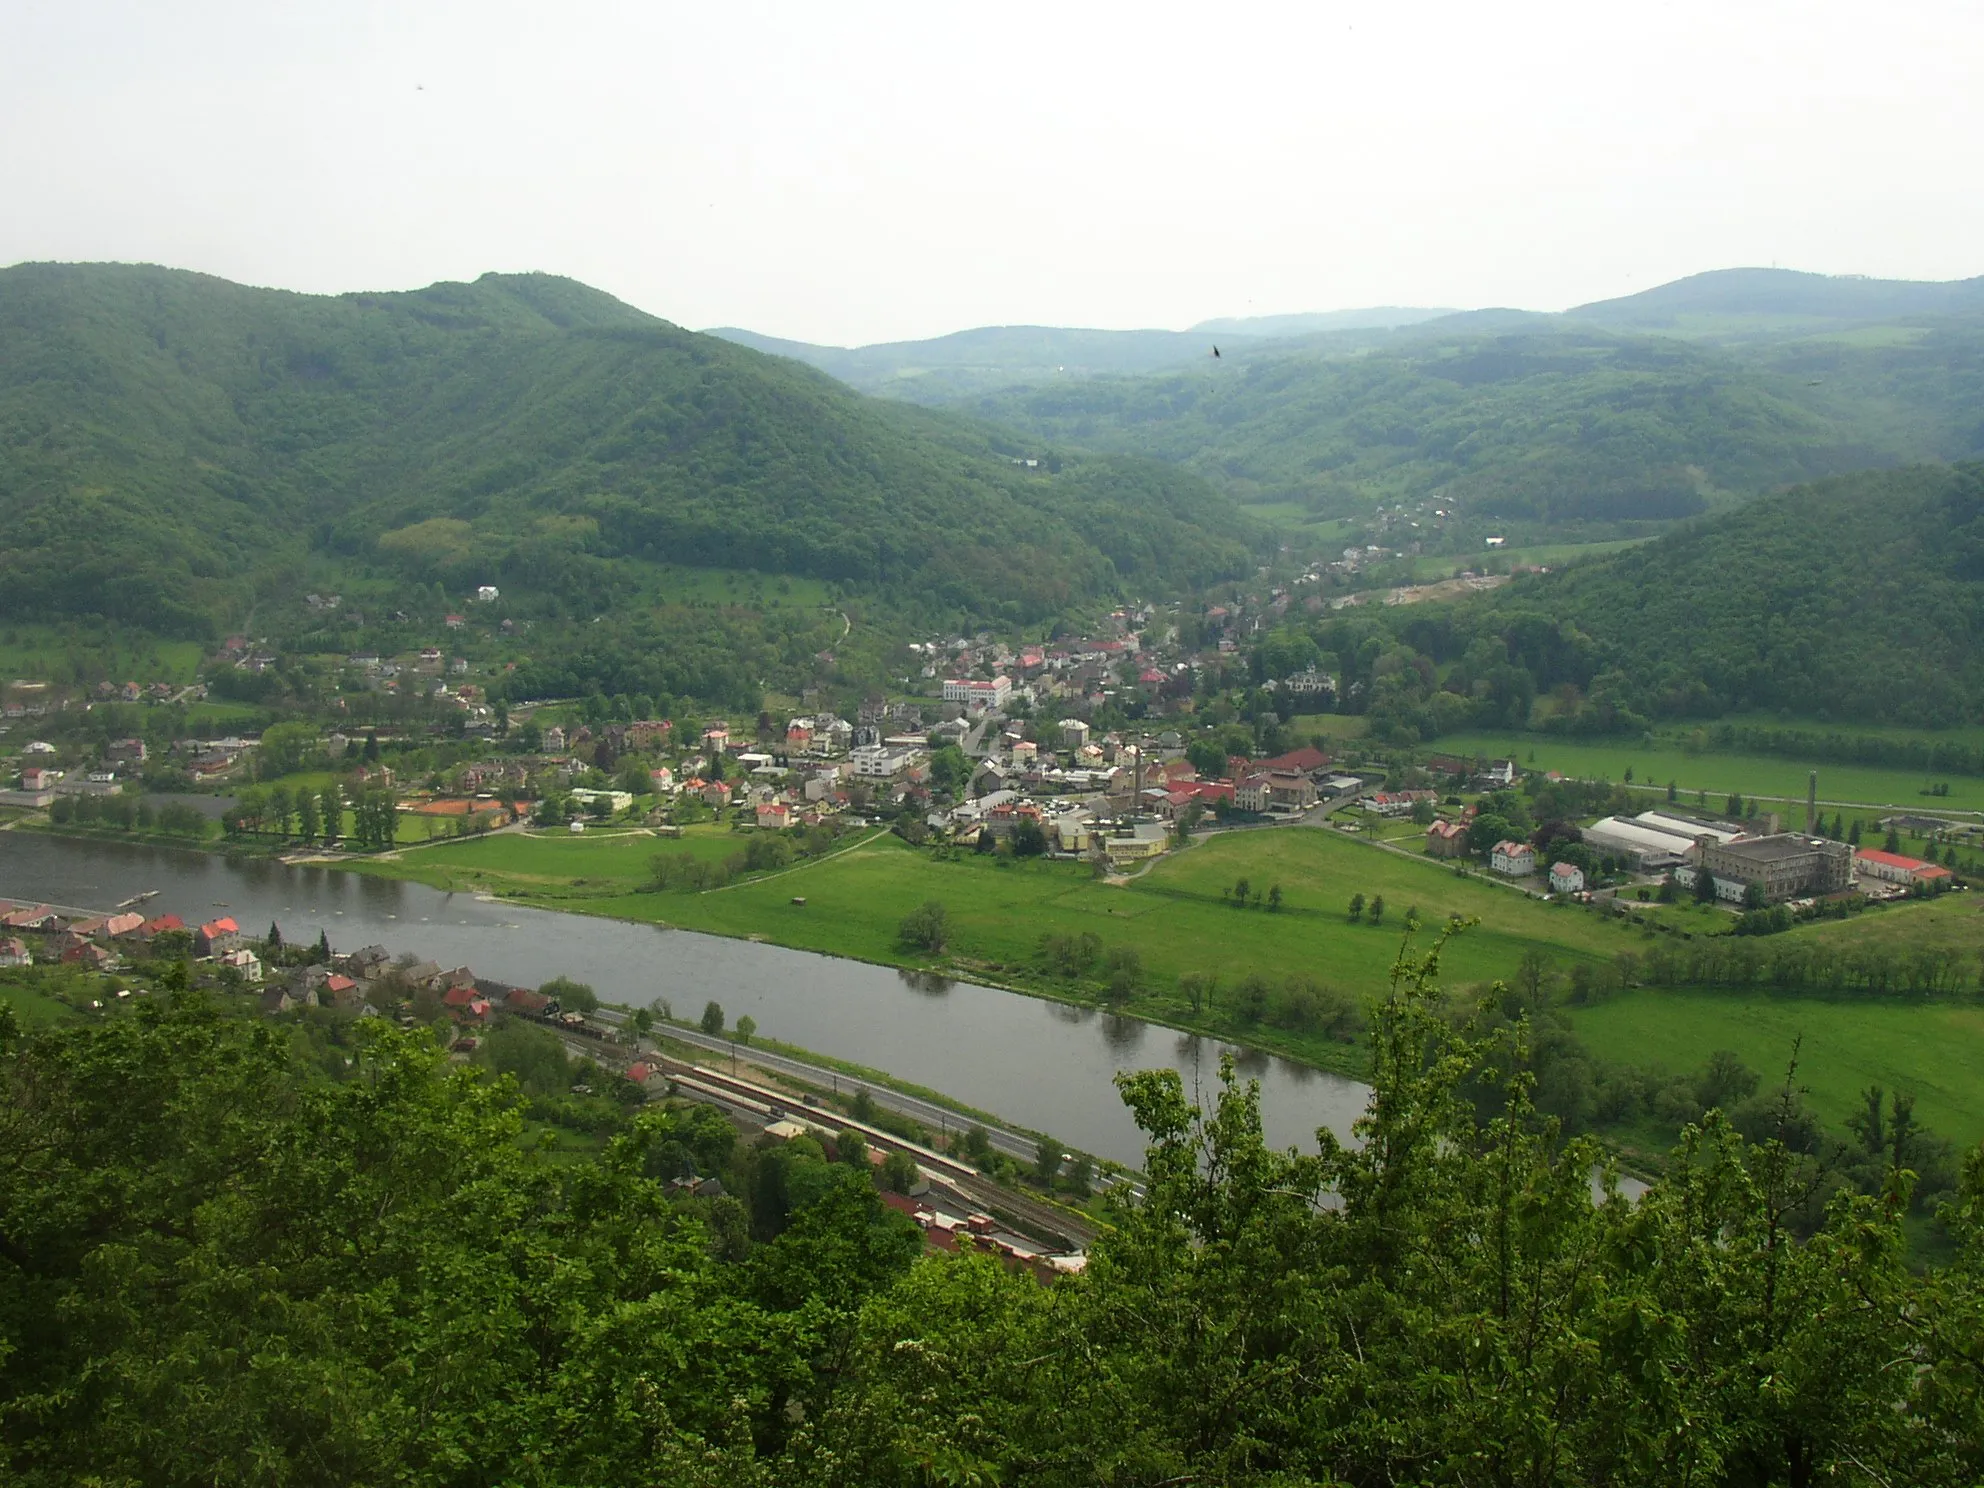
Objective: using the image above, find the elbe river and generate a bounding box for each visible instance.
[1,832,1374,1169]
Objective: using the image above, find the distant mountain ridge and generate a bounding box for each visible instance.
[1570,267,1984,339]
[0,263,1261,637]
[706,309,1454,401]
[1188,307,1453,337]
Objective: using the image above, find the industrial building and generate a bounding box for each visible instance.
[1580,810,1746,871]
[1694,833,1854,903]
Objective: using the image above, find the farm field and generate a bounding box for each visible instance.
[1432,731,1984,815]
[376,822,763,886]
[1569,990,1984,1145]
[1402,539,1646,581]
[370,820,1646,1002]
[352,819,1984,1122]
[0,626,205,687]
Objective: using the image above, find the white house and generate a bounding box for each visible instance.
[1491,840,1537,877]
[941,676,1012,710]
[475,585,500,602]
[1547,861,1585,895]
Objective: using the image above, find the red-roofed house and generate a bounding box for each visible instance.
[195,917,241,955]
[1426,819,1469,858]
[0,938,31,968]
[139,913,186,940]
[1260,746,1331,776]
[1548,862,1586,895]
[1490,840,1537,877]
[63,942,119,972]
[1856,847,1953,887]
[756,801,792,830]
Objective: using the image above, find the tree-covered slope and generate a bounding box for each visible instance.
[957,324,1927,524]
[0,264,1260,637]
[1492,461,1984,725]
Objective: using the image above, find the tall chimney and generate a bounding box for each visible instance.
[1807,770,1818,834]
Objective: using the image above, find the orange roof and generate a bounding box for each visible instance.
[1857,847,1937,871]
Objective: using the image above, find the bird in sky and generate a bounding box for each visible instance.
[1212,345,1221,358]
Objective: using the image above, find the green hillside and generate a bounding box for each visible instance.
[0,264,1260,638]
[1482,462,1984,726]
[957,324,1929,524]
[1571,266,1984,340]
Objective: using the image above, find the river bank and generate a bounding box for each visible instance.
[0,831,1373,1169]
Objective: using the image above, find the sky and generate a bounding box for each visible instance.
[4,0,1982,346]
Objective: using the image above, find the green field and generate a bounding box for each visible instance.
[350,818,1984,1137]
[0,626,205,686]
[1403,539,1647,582]
[1571,991,1984,1144]
[1434,731,1984,816]
[358,824,1671,1073]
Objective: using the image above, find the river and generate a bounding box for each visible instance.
[0,832,1375,1170]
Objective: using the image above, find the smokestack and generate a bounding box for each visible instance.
[1807,770,1818,834]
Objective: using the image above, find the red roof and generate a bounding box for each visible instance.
[142,913,185,935]
[442,984,478,1006]
[1261,746,1330,774]
[1857,848,1931,871]
[324,974,357,994]
[198,917,239,939]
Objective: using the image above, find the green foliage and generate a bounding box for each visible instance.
[539,974,598,1014]
[963,322,1955,525]
[7,946,1984,1482]
[1487,462,1984,725]
[0,264,1259,639]
[897,899,948,954]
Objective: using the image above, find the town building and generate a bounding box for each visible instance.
[1693,833,1853,903]
[1490,840,1537,877]
[1548,862,1586,895]
[941,676,1013,710]
[1425,819,1469,858]
[1855,847,1954,888]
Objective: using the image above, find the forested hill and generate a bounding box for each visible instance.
[957,323,1951,524]
[0,263,1260,638]
[1489,461,1984,726]
[1571,266,1984,338]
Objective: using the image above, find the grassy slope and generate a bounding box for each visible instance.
[1434,730,1984,813]
[1571,994,1984,1142]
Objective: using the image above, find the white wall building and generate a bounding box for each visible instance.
[941,676,1012,710]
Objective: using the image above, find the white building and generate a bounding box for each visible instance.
[941,676,1012,710]
[1058,718,1091,749]
[475,585,500,602]
[1490,840,1537,877]
[1548,862,1585,895]
[1581,816,1697,870]
[849,745,917,780]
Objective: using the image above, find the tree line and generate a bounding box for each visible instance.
[7,940,1984,1483]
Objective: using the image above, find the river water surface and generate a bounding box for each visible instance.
[1,833,1376,1169]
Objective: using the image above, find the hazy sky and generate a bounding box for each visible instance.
[5,0,1981,345]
